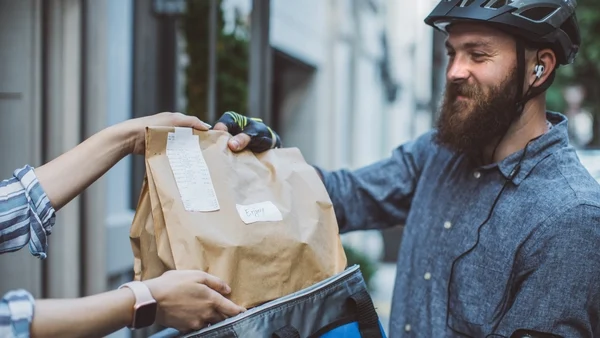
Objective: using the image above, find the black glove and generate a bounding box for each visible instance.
[215,111,282,153]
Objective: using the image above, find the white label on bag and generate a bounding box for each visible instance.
[236,201,283,224]
[173,126,193,137]
[166,129,220,212]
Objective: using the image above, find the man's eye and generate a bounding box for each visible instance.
[472,53,487,59]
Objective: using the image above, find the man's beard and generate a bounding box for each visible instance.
[434,67,520,162]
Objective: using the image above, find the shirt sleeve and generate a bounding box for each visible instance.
[0,165,56,259]
[494,204,600,338]
[315,131,435,233]
[0,289,35,338]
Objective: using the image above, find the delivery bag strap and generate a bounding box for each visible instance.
[272,289,382,338]
[272,325,301,338]
[349,289,383,338]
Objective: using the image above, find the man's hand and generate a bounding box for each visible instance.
[120,112,211,156]
[144,270,246,333]
[213,111,281,152]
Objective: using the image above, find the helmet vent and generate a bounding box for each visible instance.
[458,0,476,7]
[481,0,511,9]
[517,6,559,22]
[560,16,581,45]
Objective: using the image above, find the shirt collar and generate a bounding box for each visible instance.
[479,111,570,185]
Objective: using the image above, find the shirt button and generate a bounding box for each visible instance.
[424,272,431,280]
[473,171,481,179]
[444,221,452,229]
[405,324,411,332]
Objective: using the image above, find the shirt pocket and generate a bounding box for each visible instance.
[447,258,509,327]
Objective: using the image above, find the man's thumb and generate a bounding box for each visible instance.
[229,134,251,152]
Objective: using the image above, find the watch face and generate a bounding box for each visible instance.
[134,302,158,329]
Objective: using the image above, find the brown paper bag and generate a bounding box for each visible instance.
[130,177,169,281]
[130,127,347,308]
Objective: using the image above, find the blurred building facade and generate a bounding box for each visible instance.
[218,0,442,262]
[0,1,138,337]
[0,0,442,336]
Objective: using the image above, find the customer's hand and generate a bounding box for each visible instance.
[213,111,282,153]
[144,270,245,332]
[119,112,211,156]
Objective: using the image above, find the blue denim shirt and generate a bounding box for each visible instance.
[318,112,600,337]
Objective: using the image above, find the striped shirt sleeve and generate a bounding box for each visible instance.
[0,290,35,338]
[0,165,56,337]
[0,165,56,259]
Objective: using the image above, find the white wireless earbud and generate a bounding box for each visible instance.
[534,64,545,78]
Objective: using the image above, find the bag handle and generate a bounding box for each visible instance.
[273,290,383,338]
[272,325,301,338]
[348,289,384,338]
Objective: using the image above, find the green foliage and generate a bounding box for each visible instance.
[343,244,378,291]
[547,0,600,147]
[182,0,250,123]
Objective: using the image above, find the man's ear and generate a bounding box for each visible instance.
[529,48,556,88]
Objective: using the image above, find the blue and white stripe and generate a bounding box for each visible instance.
[0,165,56,337]
[0,290,35,338]
[0,165,55,259]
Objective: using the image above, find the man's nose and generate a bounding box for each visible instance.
[446,58,470,83]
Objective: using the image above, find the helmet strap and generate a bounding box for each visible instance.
[515,39,527,114]
[490,39,540,163]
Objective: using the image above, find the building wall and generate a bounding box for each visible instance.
[44,0,84,300]
[215,0,440,171]
[0,0,136,304]
[268,0,439,168]
[0,0,44,298]
[266,0,440,257]
[104,0,136,285]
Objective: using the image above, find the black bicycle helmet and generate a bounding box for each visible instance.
[425,0,581,114]
[424,0,581,66]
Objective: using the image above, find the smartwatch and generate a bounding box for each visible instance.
[119,281,158,329]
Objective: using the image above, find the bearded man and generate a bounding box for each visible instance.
[212,0,600,337]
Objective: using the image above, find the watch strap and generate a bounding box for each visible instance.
[119,281,155,305]
[119,281,157,329]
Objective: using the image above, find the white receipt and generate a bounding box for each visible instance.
[236,201,283,224]
[166,129,220,212]
[173,127,193,137]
